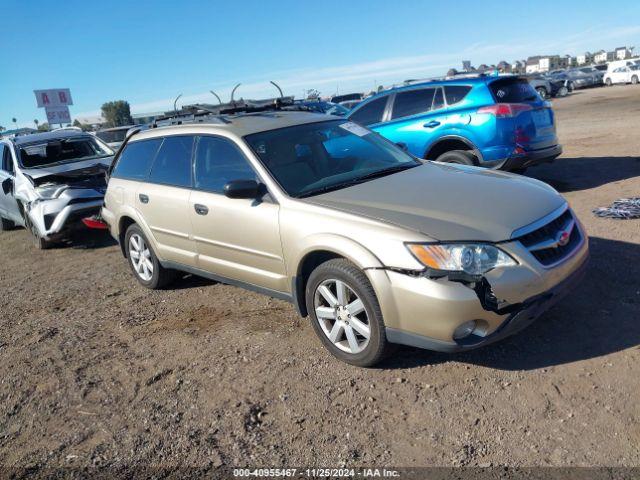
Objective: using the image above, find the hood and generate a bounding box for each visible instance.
[302,163,566,242]
[21,156,113,181]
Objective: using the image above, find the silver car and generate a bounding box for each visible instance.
[0,130,114,248]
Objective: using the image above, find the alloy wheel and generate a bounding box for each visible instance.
[129,233,154,281]
[313,278,371,354]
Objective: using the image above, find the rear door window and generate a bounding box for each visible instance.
[444,85,472,105]
[349,96,388,126]
[148,136,195,188]
[489,78,538,103]
[111,138,162,180]
[391,88,435,119]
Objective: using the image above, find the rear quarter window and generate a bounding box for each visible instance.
[444,85,472,105]
[111,138,162,180]
[489,78,538,103]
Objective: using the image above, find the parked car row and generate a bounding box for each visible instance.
[0,76,588,367]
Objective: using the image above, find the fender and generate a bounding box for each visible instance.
[424,134,484,162]
[115,205,162,259]
[289,233,385,316]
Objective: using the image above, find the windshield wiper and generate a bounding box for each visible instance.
[298,163,417,198]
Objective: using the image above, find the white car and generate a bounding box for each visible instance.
[604,65,640,86]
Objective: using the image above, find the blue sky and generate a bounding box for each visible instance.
[2,0,639,128]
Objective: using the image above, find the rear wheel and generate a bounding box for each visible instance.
[605,78,612,86]
[535,87,548,99]
[632,76,639,85]
[435,150,476,166]
[125,224,176,289]
[306,259,388,367]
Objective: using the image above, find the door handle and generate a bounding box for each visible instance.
[194,204,209,215]
[423,121,441,128]
[139,194,149,204]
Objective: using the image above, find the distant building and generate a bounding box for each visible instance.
[576,52,593,65]
[512,60,525,74]
[462,60,472,72]
[615,46,634,60]
[477,64,490,72]
[525,56,541,74]
[594,50,616,63]
[497,60,512,73]
[538,55,563,72]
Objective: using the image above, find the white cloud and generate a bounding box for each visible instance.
[71,23,639,118]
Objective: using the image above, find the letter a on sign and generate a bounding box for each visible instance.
[41,93,50,105]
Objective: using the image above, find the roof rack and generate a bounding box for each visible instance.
[147,95,300,128]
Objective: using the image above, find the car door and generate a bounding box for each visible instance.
[135,135,198,266]
[374,86,447,156]
[189,135,287,293]
[612,67,627,84]
[0,143,22,223]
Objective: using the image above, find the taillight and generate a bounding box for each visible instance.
[477,103,533,118]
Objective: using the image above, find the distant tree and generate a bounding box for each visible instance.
[12,118,17,128]
[34,119,39,129]
[0,126,4,132]
[101,100,133,127]
[73,119,93,132]
[37,122,49,132]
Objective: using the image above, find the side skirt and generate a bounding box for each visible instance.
[160,260,294,304]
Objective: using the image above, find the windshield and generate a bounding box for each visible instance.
[96,129,128,144]
[245,120,420,198]
[19,136,113,169]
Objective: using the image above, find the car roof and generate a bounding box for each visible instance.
[9,130,96,146]
[132,111,337,141]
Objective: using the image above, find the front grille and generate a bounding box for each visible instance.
[517,209,582,266]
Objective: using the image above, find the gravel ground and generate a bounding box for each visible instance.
[1,85,639,475]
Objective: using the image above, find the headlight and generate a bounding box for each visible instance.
[407,243,516,275]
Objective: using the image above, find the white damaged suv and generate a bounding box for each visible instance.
[0,130,114,248]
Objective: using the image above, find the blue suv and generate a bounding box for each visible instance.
[347,75,562,172]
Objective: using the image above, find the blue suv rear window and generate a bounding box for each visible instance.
[489,78,538,103]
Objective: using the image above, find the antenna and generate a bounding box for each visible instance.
[210,90,222,105]
[173,94,182,113]
[270,81,284,99]
[230,83,241,103]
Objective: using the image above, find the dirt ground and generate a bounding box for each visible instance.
[1,85,639,475]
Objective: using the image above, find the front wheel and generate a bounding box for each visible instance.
[125,224,176,289]
[605,78,612,86]
[535,87,548,99]
[306,259,388,367]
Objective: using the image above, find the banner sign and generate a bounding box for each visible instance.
[45,106,71,125]
[34,89,73,108]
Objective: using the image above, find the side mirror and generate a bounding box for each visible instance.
[223,179,260,199]
[1,177,13,195]
[396,142,409,152]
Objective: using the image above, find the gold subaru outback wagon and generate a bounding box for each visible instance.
[102,111,588,366]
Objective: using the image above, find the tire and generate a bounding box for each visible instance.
[632,76,639,85]
[435,150,476,166]
[305,259,388,367]
[535,87,548,99]
[0,216,14,231]
[125,223,176,289]
[605,78,612,87]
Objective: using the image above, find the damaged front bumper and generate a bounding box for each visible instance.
[367,229,589,352]
[26,193,105,240]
